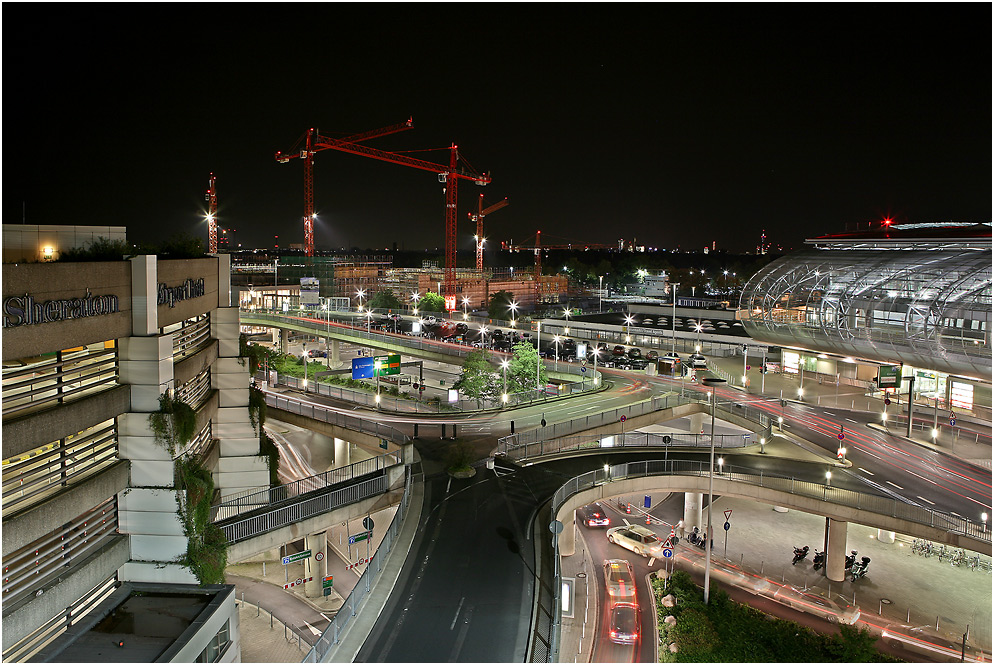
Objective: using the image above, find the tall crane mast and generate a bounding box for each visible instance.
[275,119,414,256]
[469,195,508,271]
[205,173,218,254]
[280,133,490,301]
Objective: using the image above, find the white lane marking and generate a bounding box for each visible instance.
[858,467,875,476]
[917,496,936,505]
[886,481,904,490]
[320,613,330,621]
[906,470,936,484]
[845,418,858,424]
[861,450,882,460]
[304,621,321,636]
[450,596,465,630]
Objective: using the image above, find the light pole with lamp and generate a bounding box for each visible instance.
[501,359,509,406]
[553,335,560,371]
[702,377,726,604]
[411,292,420,318]
[357,289,365,313]
[564,307,571,335]
[695,323,703,353]
[462,296,470,320]
[982,512,988,534]
[509,301,518,326]
[598,275,604,313]
[479,325,489,351]
[670,282,680,357]
[536,321,542,394]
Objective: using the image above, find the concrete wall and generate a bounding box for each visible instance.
[0,536,130,653]
[1,385,130,458]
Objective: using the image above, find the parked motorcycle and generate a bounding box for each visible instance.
[792,545,810,565]
[851,556,871,580]
[845,550,858,571]
[812,550,826,571]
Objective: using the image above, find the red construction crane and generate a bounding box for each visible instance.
[275,119,414,256]
[469,195,508,271]
[279,132,490,302]
[504,232,613,278]
[205,173,218,253]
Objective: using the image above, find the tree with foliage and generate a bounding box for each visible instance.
[419,291,445,312]
[488,290,515,318]
[507,341,547,394]
[368,289,404,310]
[453,350,499,405]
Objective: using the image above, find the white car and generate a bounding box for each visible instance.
[603,559,637,600]
[423,315,437,324]
[689,353,707,369]
[606,525,665,558]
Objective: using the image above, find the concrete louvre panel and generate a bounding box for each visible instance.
[129,459,176,487]
[118,411,159,437]
[220,438,261,457]
[118,334,172,362]
[213,373,248,391]
[214,422,256,439]
[217,456,268,474]
[130,383,173,413]
[217,337,241,358]
[129,534,187,562]
[118,509,185,536]
[118,561,199,585]
[219,389,249,408]
[214,357,248,375]
[117,487,180,513]
[214,406,252,423]
[118,435,173,461]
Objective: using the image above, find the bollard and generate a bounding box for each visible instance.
[908,607,911,623]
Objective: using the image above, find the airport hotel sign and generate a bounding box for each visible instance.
[158,277,206,308]
[4,290,121,328]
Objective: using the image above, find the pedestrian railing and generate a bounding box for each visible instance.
[302,467,414,663]
[542,458,992,662]
[218,475,389,544]
[211,452,402,521]
[263,391,410,444]
[502,430,754,460]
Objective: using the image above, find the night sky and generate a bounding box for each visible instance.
[4,4,990,254]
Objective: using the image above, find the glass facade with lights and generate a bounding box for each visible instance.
[738,224,992,380]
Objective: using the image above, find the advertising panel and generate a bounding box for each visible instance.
[300,277,320,306]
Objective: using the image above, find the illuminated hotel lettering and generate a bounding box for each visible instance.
[157,278,206,308]
[3,290,120,328]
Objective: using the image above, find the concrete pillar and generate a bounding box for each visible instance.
[876,529,896,544]
[303,533,325,598]
[825,518,848,582]
[334,438,350,467]
[682,492,702,533]
[559,514,576,556]
[330,339,340,365]
[690,412,705,435]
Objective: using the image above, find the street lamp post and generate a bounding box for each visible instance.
[983,512,989,534]
[357,289,365,313]
[671,282,679,357]
[598,275,604,313]
[553,335,560,371]
[509,301,518,326]
[501,359,509,405]
[462,296,470,320]
[564,307,571,335]
[702,377,726,605]
[536,321,542,392]
[695,323,703,353]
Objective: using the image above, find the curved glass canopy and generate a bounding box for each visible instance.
[739,245,991,379]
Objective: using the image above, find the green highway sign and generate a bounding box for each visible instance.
[373,354,401,377]
[877,365,901,388]
[348,530,372,545]
[281,549,312,565]
[323,576,334,589]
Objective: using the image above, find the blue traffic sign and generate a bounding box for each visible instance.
[661,548,673,559]
[723,521,730,531]
[351,356,375,379]
[950,417,956,426]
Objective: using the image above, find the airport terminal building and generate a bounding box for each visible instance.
[739,222,992,412]
[2,226,264,661]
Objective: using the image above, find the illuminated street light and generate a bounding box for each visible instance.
[826,470,832,486]
[563,307,571,334]
[983,512,988,533]
[462,296,470,320]
[695,323,703,352]
[702,377,726,605]
[357,289,365,312]
[501,359,509,404]
[509,301,518,325]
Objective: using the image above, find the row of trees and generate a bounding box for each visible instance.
[454,342,548,403]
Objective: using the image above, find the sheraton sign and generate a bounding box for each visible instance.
[4,290,120,328]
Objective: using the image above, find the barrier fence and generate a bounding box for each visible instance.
[263,392,410,444]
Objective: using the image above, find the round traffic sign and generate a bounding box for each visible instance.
[315,551,324,562]
[837,432,845,441]
[662,435,672,444]
[581,367,586,373]
[746,365,751,370]
[950,418,956,426]
[884,398,891,405]
[723,521,730,531]
[296,578,303,585]
[662,548,673,559]
[620,415,627,422]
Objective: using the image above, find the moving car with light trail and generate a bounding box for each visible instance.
[602,559,637,601]
[606,525,665,558]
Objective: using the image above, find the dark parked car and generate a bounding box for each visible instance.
[627,347,642,359]
[577,502,611,528]
[645,350,659,361]
[613,345,626,356]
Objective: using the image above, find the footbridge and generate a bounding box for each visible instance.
[215,449,411,563]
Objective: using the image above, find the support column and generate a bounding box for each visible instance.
[559,513,576,556]
[690,412,704,435]
[682,492,702,534]
[303,533,325,598]
[330,339,340,366]
[334,438,351,467]
[825,517,848,582]
[876,529,896,544]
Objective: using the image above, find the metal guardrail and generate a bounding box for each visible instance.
[542,458,992,661]
[211,452,401,521]
[501,430,754,460]
[302,467,413,663]
[219,475,388,544]
[263,392,410,444]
